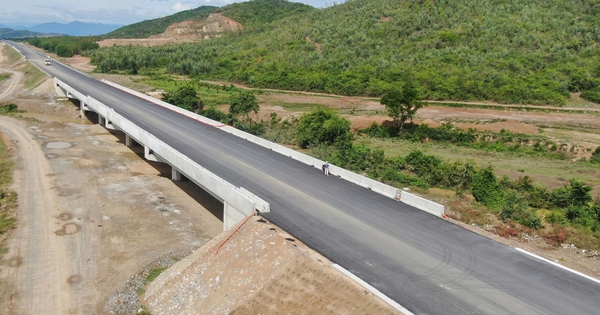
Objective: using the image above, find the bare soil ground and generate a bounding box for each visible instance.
[144,218,401,315]
[0,44,405,314]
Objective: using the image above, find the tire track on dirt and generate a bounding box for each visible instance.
[0,116,74,315]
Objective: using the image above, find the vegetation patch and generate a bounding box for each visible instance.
[0,104,22,115]
[3,44,22,62]
[0,133,17,241]
[27,36,101,58]
[0,72,11,82]
[89,0,600,106]
[22,63,47,89]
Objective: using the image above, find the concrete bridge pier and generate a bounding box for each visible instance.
[144,146,165,163]
[125,134,134,147]
[55,82,67,97]
[80,100,90,118]
[172,167,182,181]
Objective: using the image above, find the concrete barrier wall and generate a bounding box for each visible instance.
[101,80,224,127]
[55,78,269,230]
[400,191,445,217]
[99,79,446,218]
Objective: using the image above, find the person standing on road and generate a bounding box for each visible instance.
[324,161,330,176]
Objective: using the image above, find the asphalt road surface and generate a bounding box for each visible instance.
[9,41,600,315]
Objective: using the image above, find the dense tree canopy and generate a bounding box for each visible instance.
[89,0,600,105]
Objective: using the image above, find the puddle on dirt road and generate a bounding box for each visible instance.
[46,141,72,149]
[55,223,80,236]
[56,212,73,221]
[67,274,82,285]
[20,113,93,125]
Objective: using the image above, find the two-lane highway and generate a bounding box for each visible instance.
[10,41,600,314]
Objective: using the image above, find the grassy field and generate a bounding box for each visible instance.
[0,133,17,248]
[357,137,600,193]
[20,63,46,89]
[0,72,11,82]
[3,44,22,63]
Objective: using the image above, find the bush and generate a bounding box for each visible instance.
[472,166,504,211]
[162,85,203,112]
[581,88,600,103]
[590,147,600,164]
[0,103,19,114]
[202,107,229,122]
[296,109,351,148]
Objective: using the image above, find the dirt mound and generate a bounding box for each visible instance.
[151,13,242,40]
[143,217,401,315]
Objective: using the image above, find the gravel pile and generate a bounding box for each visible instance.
[104,247,197,315]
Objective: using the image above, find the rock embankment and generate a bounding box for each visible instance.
[143,217,402,315]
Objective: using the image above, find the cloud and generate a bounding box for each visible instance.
[172,2,192,12]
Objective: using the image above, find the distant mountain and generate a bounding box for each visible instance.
[0,24,10,29]
[29,21,122,36]
[0,28,59,39]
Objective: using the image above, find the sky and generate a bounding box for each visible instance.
[0,0,334,27]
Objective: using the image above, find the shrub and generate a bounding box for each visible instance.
[590,147,600,164]
[296,109,351,148]
[472,166,504,211]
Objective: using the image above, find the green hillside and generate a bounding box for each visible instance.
[215,0,315,30]
[105,6,219,39]
[90,0,600,105]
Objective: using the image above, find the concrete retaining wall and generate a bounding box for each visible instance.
[99,79,445,218]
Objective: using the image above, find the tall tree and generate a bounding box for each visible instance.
[380,78,422,130]
[229,90,260,122]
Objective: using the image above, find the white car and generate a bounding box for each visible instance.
[44,60,51,66]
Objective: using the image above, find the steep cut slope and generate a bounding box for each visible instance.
[105,6,219,39]
[143,217,401,315]
[149,13,242,40]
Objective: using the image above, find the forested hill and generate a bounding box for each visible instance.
[91,0,600,105]
[106,0,314,39]
[105,6,219,39]
[214,0,315,30]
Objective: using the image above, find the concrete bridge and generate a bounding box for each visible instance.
[54,77,269,230]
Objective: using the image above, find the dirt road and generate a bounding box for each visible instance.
[0,117,77,314]
[0,45,23,102]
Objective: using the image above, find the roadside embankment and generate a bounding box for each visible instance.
[144,217,402,315]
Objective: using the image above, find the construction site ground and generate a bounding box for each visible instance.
[0,45,406,314]
[2,44,599,314]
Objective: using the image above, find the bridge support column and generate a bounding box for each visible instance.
[171,167,182,181]
[98,115,106,126]
[125,134,133,147]
[223,201,247,231]
[55,85,67,97]
[80,102,85,118]
[105,119,116,130]
[144,146,164,163]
